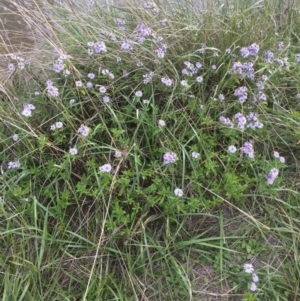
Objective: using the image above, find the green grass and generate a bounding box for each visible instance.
[1,0,300,300]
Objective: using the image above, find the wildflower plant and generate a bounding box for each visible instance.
[1,0,300,300]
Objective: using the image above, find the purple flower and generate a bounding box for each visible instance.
[234,86,248,103]
[86,82,93,89]
[77,124,89,137]
[88,73,95,79]
[7,160,21,169]
[248,43,259,56]
[240,47,250,58]
[93,41,107,53]
[121,41,133,52]
[163,152,177,164]
[250,282,257,292]
[196,76,203,83]
[47,85,59,97]
[143,71,154,84]
[263,50,274,63]
[265,168,279,185]
[158,119,166,127]
[241,141,254,158]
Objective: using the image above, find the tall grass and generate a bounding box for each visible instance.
[1,0,300,300]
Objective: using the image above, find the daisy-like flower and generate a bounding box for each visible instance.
[21,108,32,117]
[12,134,19,142]
[103,96,110,103]
[174,188,183,197]
[163,151,177,164]
[196,76,203,83]
[135,90,143,97]
[77,124,89,137]
[99,163,112,172]
[252,273,259,283]
[69,147,78,155]
[55,121,63,129]
[99,86,107,93]
[143,99,150,104]
[7,160,21,169]
[88,72,95,79]
[86,82,93,89]
[114,150,122,158]
[192,151,200,159]
[279,156,285,163]
[8,63,15,72]
[75,80,83,87]
[180,80,188,86]
[161,77,173,86]
[158,119,166,126]
[228,145,237,153]
[50,124,56,131]
[244,263,254,273]
[250,282,257,292]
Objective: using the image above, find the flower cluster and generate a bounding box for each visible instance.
[77,124,89,137]
[273,151,285,163]
[163,152,177,164]
[50,121,63,131]
[234,86,248,103]
[135,23,152,43]
[161,77,173,86]
[240,141,254,159]
[143,71,154,84]
[230,61,254,79]
[21,103,36,117]
[46,80,59,97]
[6,53,26,71]
[220,112,263,130]
[181,61,202,76]
[243,263,259,292]
[7,160,21,169]
[240,43,260,58]
[265,168,279,185]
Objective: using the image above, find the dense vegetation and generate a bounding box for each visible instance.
[1,0,300,300]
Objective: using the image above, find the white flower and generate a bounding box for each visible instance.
[143,99,150,104]
[273,151,280,158]
[22,109,32,117]
[55,122,63,129]
[196,76,203,83]
[114,150,122,158]
[279,156,285,163]
[250,282,257,292]
[174,188,183,197]
[12,134,19,142]
[158,119,166,127]
[99,86,107,93]
[75,80,82,87]
[69,147,78,155]
[135,90,143,97]
[103,96,110,103]
[7,160,21,169]
[252,273,259,283]
[244,263,254,273]
[77,124,89,137]
[50,124,56,131]
[192,151,200,159]
[70,98,75,105]
[180,80,188,86]
[228,145,237,153]
[99,163,112,172]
